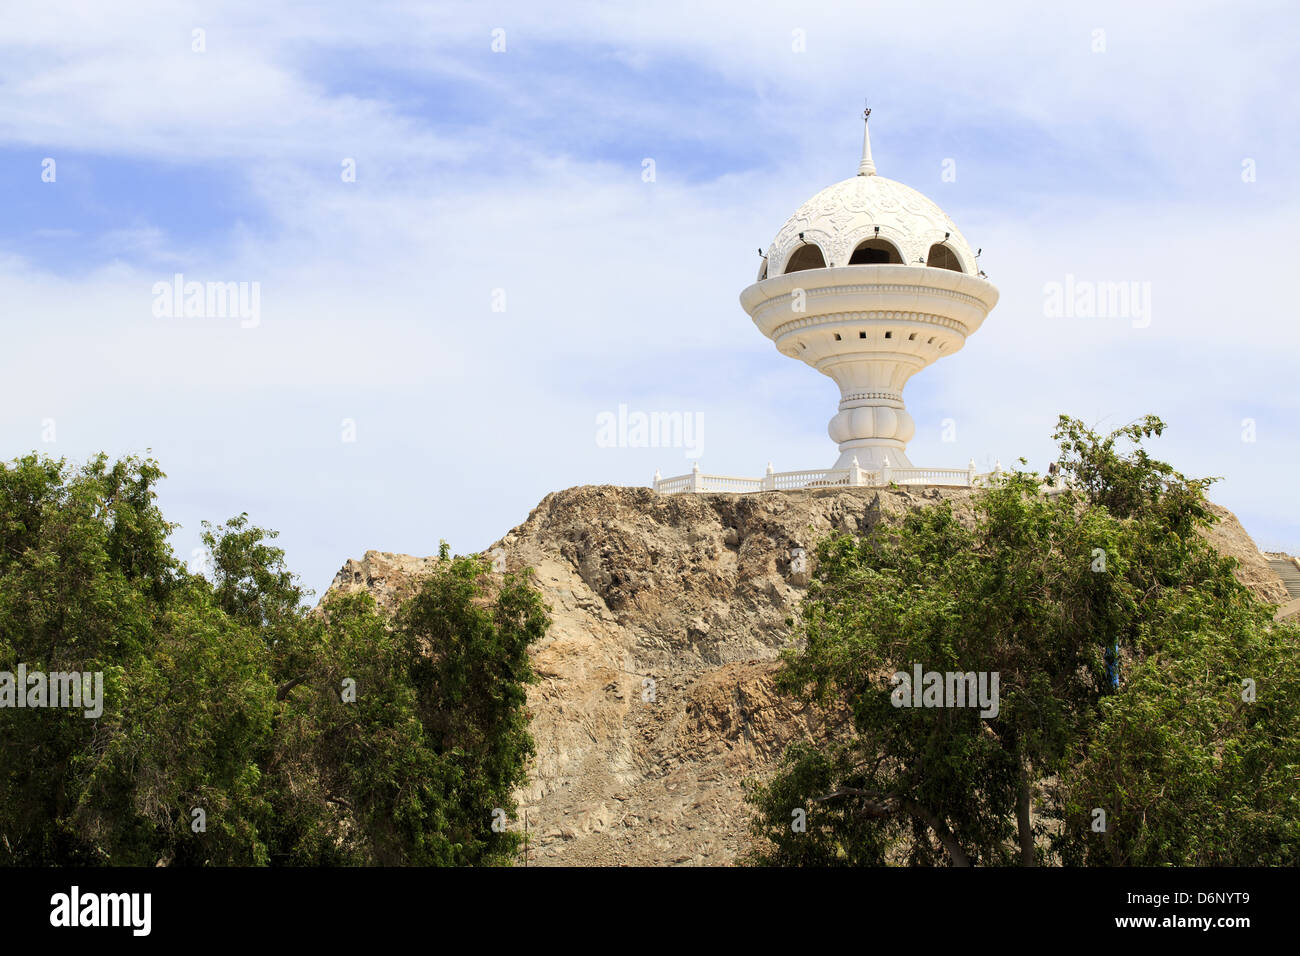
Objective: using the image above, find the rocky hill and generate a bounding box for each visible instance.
[323,485,1291,866]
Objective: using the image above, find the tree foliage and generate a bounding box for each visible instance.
[745,416,1300,866]
[0,453,546,865]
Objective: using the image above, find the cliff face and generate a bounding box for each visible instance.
[324,485,1290,866]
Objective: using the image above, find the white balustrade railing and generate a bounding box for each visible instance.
[698,474,765,493]
[773,469,851,489]
[651,459,1044,495]
[889,467,972,486]
[654,474,696,494]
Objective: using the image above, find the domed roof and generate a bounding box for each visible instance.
[762,116,977,279]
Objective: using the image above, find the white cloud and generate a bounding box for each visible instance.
[1,0,1296,593]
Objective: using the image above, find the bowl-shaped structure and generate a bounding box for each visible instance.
[740,263,999,469]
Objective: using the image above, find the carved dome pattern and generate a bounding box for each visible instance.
[766,175,975,278]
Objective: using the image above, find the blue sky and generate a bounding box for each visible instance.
[2,0,1298,598]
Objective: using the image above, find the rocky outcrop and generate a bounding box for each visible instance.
[324,485,1290,865]
[1204,505,1291,605]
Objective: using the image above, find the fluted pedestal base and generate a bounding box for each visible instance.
[832,441,912,471]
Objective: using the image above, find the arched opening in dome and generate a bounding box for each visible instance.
[783,243,827,274]
[926,243,964,273]
[848,238,903,265]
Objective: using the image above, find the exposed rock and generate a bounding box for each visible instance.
[1202,504,1291,605]
[327,550,442,611]
[323,485,1290,866]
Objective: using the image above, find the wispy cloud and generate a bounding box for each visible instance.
[1,0,1296,592]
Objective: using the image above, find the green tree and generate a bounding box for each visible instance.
[746,416,1300,866]
[392,543,547,864]
[272,548,547,867]
[0,453,548,866]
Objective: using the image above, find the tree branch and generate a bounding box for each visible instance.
[276,674,309,701]
[808,787,897,817]
[899,799,971,867]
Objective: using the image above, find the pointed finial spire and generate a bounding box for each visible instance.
[858,104,876,177]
